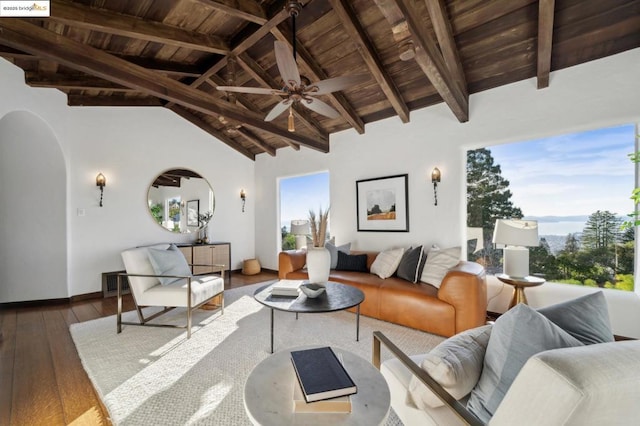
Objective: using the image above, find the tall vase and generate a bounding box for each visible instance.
[306,247,330,285]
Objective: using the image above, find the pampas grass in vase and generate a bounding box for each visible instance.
[307,207,330,285]
[308,207,329,247]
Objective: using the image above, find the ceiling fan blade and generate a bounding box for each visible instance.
[264,99,291,121]
[310,74,369,95]
[274,41,301,88]
[216,86,283,95]
[302,97,341,119]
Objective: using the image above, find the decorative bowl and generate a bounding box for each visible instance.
[299,283,326,298]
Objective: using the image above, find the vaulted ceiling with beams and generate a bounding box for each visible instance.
[0,0,638,160]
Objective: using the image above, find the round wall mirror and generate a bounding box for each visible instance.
[147,168,215,233]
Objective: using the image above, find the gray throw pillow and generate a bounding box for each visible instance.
[466,304,583,423]
[147,244,192,286]
[408,324,492,409]
[396,245,427,283]
[325,241,351,269]
[538,291,614,345]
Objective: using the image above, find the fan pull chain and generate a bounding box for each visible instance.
[288,106,295,132]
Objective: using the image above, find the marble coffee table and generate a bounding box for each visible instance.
[244,345,390,426]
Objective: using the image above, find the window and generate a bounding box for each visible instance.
[467,123,636,291]
[279,172,330,250]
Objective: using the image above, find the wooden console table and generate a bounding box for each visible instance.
[177,242,231,278]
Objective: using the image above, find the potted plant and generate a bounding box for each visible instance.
[198,211,213,243]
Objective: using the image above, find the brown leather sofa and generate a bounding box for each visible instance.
[279,250,487,337]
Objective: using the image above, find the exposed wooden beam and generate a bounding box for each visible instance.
[390,0,469,122]
[329,0,410,124]
[48,0,229,55]
[67,95,164,107]
[189,4,293,89]
[272,26,366,134]
[0,19,328,152]
[0,44,32,59]
[235,127,276,156]
[192,0,267,25]
[537,0,555,89]
[25,72,135,92]
[424,0,468,98]
[236,52,329,141]
[116,55,203,78]
[169,105,256,160]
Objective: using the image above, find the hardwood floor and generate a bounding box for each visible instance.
[0,271,278,426]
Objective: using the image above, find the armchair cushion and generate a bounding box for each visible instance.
[147,244,192,285]
[538,291,614,345]
[467,304,583,423]
[408,324,492,409]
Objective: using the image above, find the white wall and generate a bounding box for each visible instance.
[0,111,67,302]
[255,48,640,337]
[0,58,255,301]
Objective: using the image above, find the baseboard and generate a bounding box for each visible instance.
[71,291,104,302]
[1,297,71,308]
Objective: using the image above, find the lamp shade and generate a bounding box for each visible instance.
[492,219,539,247]
[291,220,310,235]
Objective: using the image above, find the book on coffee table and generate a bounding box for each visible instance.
[290,346,357,403]
[270,279,304,297]
[292,352,351,413]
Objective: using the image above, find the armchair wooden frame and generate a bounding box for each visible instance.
[117,264,225,339]
[372,331,483,426]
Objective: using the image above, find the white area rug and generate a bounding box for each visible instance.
[70,282,444,425]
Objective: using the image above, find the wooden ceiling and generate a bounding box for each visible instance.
[0,0,638,160]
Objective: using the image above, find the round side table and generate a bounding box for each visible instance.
[496,274,545,309]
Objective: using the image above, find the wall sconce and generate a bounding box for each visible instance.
[240,189,246,212]
[96,172,106,207]
[431,167,441,206]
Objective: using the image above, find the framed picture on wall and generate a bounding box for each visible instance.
[187,199,199,227]
[356,174,409,232]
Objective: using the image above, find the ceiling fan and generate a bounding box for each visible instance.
[216,2,367,131]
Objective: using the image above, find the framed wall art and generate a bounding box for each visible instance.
[356,174,409,232]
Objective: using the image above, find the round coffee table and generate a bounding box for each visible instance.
[244,345,390,426]
[254,281,365,353]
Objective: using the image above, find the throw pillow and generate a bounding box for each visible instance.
[147,244,192,286]
[408,324,492,409]
[396,245,427,283]
[466,304,583,423]
[538,291,614,345]
[335,251,368,272]
[420,246,461,288]
[325,241,351,269]
[370,247,405,279]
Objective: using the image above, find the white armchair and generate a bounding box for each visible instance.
[118,243,224,338]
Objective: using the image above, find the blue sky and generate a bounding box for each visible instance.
[280,171,330,230]
[489,123,636,218]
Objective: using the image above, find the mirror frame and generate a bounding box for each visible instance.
[147,168,215,234]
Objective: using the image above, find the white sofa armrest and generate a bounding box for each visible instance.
[490,340,640,425]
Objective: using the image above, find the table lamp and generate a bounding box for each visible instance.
[291,219,310,250]
[492,219,539,278]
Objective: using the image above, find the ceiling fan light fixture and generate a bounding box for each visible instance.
[288,106,295,132]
